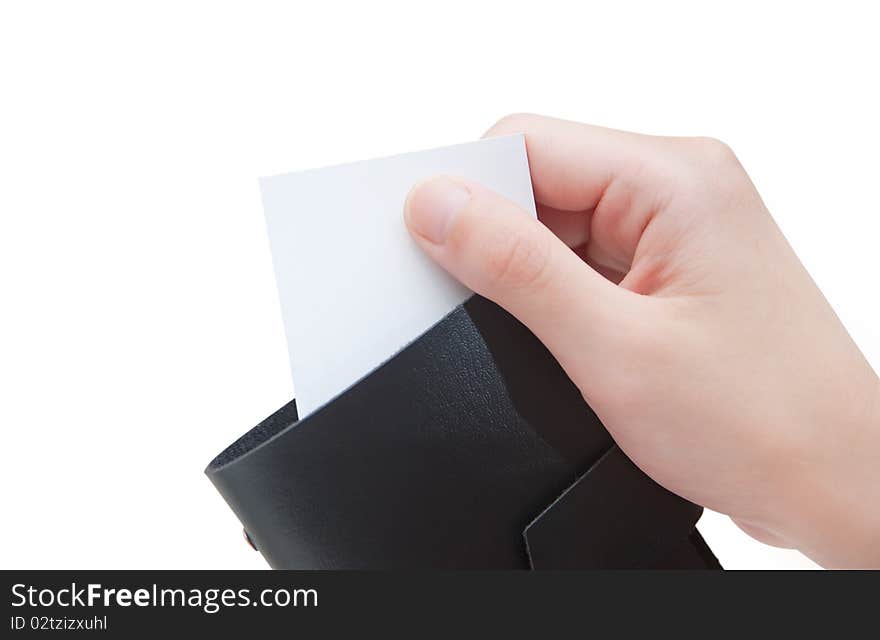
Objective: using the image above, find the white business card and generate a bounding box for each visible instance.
[260,134,536,419]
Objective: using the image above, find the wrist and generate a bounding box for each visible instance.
[781,378,880,567]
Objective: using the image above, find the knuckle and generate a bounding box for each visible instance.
[689,136,740,168]
[670,136,751,201]
[484,229,552,291]
[489,112,538,135]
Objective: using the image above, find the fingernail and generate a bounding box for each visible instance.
[404,176,471,244]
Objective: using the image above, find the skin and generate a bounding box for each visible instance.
[403,114,880,568]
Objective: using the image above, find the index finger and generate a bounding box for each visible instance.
[484,113,669,212]
[484,114,675,271]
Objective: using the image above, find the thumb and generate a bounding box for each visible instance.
[403,175,637,381]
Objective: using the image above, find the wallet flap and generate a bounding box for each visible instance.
[523,446,704,569]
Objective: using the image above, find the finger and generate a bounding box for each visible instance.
[403,175,642,379]
[485,113,666,210]
[485,113,674,269]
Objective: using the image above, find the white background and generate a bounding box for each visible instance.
[1,1,877,569]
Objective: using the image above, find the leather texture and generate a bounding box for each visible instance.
[207,295,720,569]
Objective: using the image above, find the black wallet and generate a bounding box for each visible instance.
[206,295,721,569]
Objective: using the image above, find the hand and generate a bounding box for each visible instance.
[403,114,880,568]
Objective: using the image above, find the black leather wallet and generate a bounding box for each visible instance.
[206,295,721,569]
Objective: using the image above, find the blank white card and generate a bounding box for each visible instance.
[260,134,536,419]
